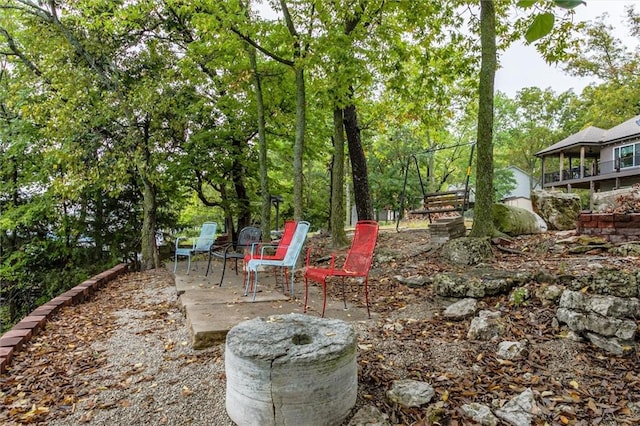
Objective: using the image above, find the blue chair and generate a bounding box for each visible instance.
[173,222,217,274]
[244,221,310,301]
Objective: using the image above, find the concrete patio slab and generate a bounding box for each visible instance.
[172,259,374,349]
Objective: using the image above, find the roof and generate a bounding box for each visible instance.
[534,126,606,157]
[535,114,640,157]
[602,114,640,144]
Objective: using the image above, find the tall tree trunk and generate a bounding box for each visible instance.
[241,0,270,241]
[470,0,498,238]
[248,45,271,242]
[139,121,159,271]
[343,99,373,221]
[293,66,306,220]
[331,107,348,247]
[140,175,159,271]
[231,137,251,237]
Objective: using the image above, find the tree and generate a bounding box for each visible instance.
[563,13,640,127]
[469,0,498,238]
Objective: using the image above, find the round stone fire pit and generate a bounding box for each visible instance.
[225,313,357,426]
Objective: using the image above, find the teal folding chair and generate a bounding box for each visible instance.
[173,222,217,274]
[244,221,310,301]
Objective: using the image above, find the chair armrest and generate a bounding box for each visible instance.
[259,244,279,258]
[175,236,192,249]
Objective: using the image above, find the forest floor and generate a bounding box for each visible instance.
[1,223,639,425]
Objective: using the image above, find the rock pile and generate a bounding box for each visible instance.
[556,290,639,356]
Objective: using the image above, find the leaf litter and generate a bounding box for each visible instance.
[0,229,639,425]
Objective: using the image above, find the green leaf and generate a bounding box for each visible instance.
[553,0,586,9]
[517,0,538,8]
[525,13,555,43]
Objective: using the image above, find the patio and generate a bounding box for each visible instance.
[173,256,374,349]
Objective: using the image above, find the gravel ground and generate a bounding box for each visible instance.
[7,269,235,426]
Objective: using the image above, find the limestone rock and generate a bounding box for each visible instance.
[386,379,435,408]
[586,332,635,356]
[531,190,581,231]
[570,268,639,297]
[434,269,530,298]
[439,237,493,266]
[535,284,565,305]
[395,275,429,288]
[461,403,499,426]
[443,298,478,320]
[494,388,538,426]
[557,290,639,355]
[348,405,390,426]
[496,341,528,360]
[468,310,505,341]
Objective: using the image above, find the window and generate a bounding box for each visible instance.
[614,142,640,169]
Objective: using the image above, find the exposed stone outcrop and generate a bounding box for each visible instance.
[531,190,581,231]
[434,268,531,298]
[556,290,639,355]
[439,237,493,266]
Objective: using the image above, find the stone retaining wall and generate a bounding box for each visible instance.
[0,263,128,374]
[577,212,640,243]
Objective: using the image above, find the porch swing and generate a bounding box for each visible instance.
[396,142,476,230]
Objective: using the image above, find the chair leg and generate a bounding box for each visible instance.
[341,277,347,309]
[205,251,213,276]
[251,270,259,302]
[289,268,294,299]
[173,253,178,273]
[186,255,191,275]
[303,277,309,313]
[322,280,327,318]
[364,278,371,319]
[243,269,251,296]
[219,257,227,287]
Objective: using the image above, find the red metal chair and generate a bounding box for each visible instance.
[304,220,379,318]
[244,220,298,287]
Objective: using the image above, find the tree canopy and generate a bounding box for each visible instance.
[0,0,636,329]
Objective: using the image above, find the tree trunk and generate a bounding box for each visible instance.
[140,175,159,271]
[469,0,498,238]
[231,138,251,238]
[331,107,348,247]
[343,99,373,221]
[248,47,271,242]
[293,66,306,220]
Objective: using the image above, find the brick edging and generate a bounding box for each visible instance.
[0,263,129,374]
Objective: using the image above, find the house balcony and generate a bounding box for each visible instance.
[542,160,640,190]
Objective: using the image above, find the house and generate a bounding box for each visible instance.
[535,114,640,198]
[501,165,539,211]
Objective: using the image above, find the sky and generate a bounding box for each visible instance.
[495,0,640,97]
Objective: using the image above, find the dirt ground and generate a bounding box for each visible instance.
[1,223,639,425]
[331,224,640,425]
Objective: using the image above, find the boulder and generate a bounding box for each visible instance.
[531,190,581,231]
[439,237,493,266]
[492,204,547,235]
